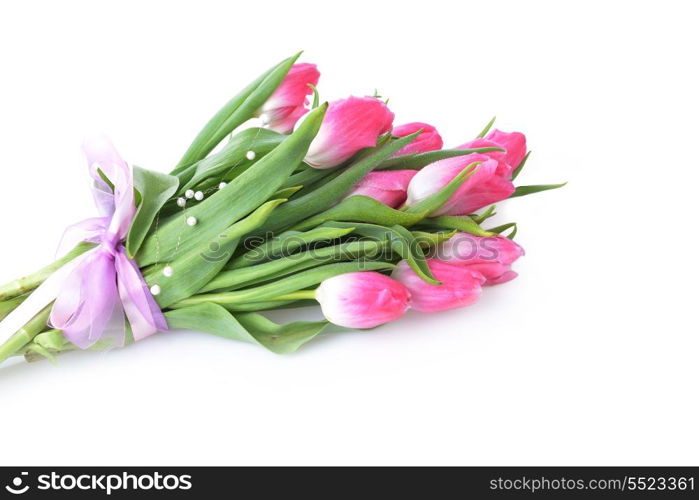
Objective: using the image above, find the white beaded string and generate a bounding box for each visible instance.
[150,116,266,293]
[219,121,264,183]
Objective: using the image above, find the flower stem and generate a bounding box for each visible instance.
[0,295,27,322]
[172,288,318,309]
[0,304,52,365]
[265,290,317,301]
[0,242,94,302]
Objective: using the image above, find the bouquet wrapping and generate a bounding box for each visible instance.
[0,53,564,365]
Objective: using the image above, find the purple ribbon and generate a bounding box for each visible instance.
[49,136,167,349]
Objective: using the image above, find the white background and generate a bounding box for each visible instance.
[0,0,697,466]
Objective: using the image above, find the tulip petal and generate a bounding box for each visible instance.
[391,259,485,313]
[316,272,410,328]
[305,96,395,168]
[392,122,443,156]
[344,170,417,208]
[485,129,527,168]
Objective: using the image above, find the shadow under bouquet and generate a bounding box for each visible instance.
[0,53,564,365]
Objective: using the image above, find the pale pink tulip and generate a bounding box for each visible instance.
[405,153,515,215]
[316,272,411,328]
[259,63,320,133]
[391,259,485,313]
[436,233,524,285]
[460,129,527,168]
[344,170,418,208]
[304,96,395,168]
[392,122,443,156]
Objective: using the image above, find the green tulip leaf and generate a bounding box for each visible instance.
[203,239,388,293]
[321,221,438,284]
[418,215,494,237]
[173,52,301,172]
[510,182,567,198]
[165,303,331,354]
[172,260,395,309]
[145,198,287,308]
[228,225,356,269]
[378,147,503,171]
[126,166,180,258]
[281,166,336,190]
[178,128,285,189]
[510,151,531,181]
[404,161,479,216]
[477,116,496,138]
[487,222,518,239]
[470,204,497,224]
[252,132,422,235]
[308,83,320,109]
[290,196,426,232]
[411,230,457,249]
[137,104,327,266]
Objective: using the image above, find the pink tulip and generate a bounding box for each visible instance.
[344,170,418,208]
[316,271,411,328]
[304,96,395,169]
[392,122,443,156]
[405,153,515,215]
[435,233,524,285]
[259,63,320,133]
[391,259,485,313]
[460,129,527,168]
[457,137,506,162]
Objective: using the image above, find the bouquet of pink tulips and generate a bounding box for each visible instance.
[0,53,564,365]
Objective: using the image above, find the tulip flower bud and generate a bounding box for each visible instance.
[460,129,527,168]
[259,63,320,133]
[405,153,515,216]
[435,233,524,285]
[485,129,527,168]
[316,271,411,328]
[392,122,443,156]
[343,170,418,208]
[304,96,395,169]
[391,259,485,312]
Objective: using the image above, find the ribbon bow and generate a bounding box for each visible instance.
[50,136,167,348]
[0,136,166,349]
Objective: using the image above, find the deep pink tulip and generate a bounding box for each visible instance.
[457,137,506,162]
[405,153,515,215]
[460,129,527,168]
[344,170,418,208]
[436,233,524,285]
[391,259,485,313]
[392,122,443,156]
[259,63,320,133]
[304,96,395,169]
[316,272,411,328]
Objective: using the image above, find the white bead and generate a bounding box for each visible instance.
[176,197,186,207]
[246,151,256,161]
[150,284,161,296]
[194,191,204,201]
[186,216,198,226]
[185,189,195,199]
[219,182,227,189]
[162,265,173,277]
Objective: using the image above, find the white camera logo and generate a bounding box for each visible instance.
[5,472,29,495]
